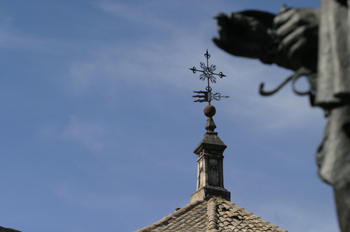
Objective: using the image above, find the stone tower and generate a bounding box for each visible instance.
[190,104,230,203]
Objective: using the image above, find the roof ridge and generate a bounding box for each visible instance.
[207,198,219,232]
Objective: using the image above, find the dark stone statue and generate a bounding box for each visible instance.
[213,1,350,231]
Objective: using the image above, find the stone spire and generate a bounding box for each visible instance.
[137,49,287,232]
[190,104,230,203]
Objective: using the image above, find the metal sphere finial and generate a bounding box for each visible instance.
[204,105,216,117]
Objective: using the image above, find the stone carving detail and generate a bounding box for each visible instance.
[213,2,350,230]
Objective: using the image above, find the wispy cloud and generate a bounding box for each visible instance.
[59,116,107,153]
[0,29,48,51]
[52,180,140,211]
[38,116,112,154]
[97,1,173,29]
[0,26,77,55]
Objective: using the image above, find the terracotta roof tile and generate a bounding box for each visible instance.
[137,197,287,232]
[137,200,208,232]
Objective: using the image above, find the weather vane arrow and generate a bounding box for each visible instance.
[190,49,229,104]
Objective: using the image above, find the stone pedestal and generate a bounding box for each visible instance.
[190,116,230,203]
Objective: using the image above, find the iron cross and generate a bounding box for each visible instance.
[190,50,229,104]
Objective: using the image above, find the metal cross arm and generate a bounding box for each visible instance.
[189,50,226,85]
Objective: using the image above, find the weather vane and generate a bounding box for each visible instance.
[190,49,229,104]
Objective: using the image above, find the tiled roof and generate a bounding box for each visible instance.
[136,197,287,232]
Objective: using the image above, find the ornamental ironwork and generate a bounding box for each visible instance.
[190,50,229,104]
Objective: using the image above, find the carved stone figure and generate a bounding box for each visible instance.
[213,1,350,231]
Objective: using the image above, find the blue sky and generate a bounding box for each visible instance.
[0,1,339,231]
